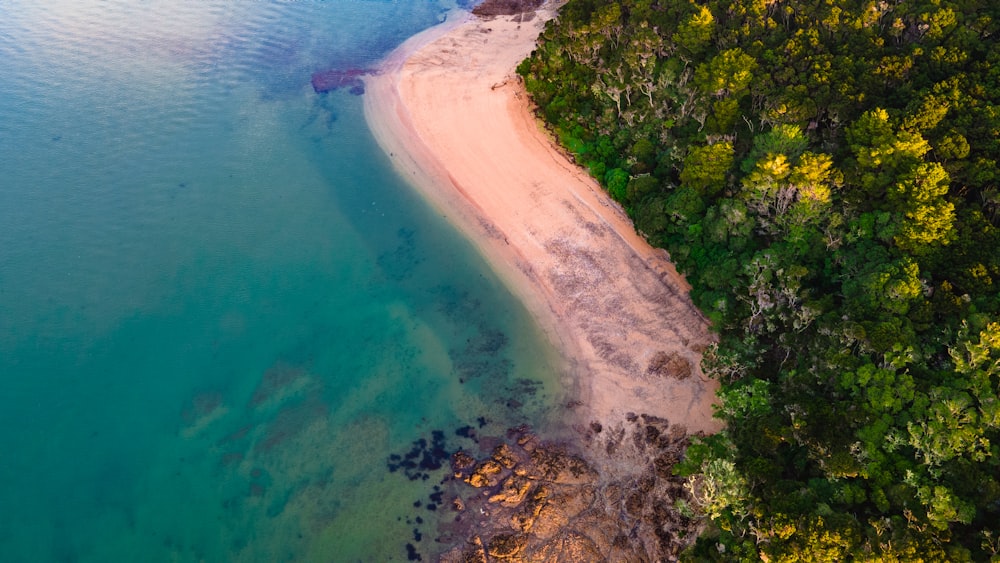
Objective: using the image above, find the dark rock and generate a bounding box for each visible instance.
[452,451,476,473]
[529,447,593,484]
[645,425,661,444]
[654,451,680,479]
[646,350,692,379]
[310,68,373,94]
[471,0,543,17]
[640,414,669,425]
[638,474,655,493]
[486,533,527,559]
[506,424,530,438]
[491,443,518,469]
[440,536,487,563]
[625,492,644,515]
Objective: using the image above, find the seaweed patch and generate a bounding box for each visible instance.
[386,430,450,481]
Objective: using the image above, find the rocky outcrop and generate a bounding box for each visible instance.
[437,416,703,562]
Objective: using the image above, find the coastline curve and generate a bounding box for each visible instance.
[362,2,722,447]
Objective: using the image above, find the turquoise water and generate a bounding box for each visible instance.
[0,2,565,561]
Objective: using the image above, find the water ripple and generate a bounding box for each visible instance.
[0,2,564,562]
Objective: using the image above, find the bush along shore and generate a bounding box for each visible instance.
[518,0,1000,560]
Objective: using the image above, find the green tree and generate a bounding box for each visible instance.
[675,5,714,58]
[694,48,757,98]
[680,142,734,196]
[888,162,955,253]
[520,0,1000,557]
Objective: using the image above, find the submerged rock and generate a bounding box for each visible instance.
[310,68,373,94]
[452,450,476,476]
[388,430,451,481]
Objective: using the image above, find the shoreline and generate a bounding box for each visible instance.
[363,4,721,447]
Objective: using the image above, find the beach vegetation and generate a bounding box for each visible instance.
[520,0,1000,558]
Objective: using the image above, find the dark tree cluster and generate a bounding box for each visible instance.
[519,0,1000,559]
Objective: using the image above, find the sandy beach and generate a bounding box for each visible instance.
[364,5,722,443]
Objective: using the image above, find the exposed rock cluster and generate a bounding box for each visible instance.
[437,416,703,562]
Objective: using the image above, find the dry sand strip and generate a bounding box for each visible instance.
[363,4,722,447]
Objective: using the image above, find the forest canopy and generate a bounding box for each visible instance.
[519,0,1000,559]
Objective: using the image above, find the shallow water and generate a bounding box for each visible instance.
[0,2,565,560]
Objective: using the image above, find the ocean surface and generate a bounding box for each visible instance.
[0,2,566,560]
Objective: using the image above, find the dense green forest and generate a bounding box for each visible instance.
[518,0,1000,559]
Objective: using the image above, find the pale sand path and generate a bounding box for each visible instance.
[364,6,722,440]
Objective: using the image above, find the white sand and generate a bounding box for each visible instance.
[363,6,722,436]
